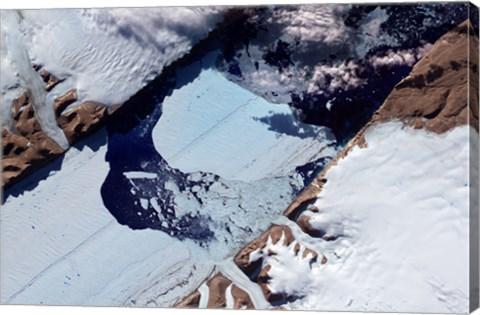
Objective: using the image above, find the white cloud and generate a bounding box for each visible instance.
[269,4,350,45]
[369,43,433,69]
[308,61,363,94]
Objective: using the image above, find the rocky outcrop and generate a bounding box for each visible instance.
[53,89,113,144]
[2,94,65,186]
[2,68,115,188]
[176,290,201,308]
[176,272,254,309]
[178,225,321,309]
[234,225,296,276]
[39,69,61,92]
[375,20,478,133]
[234,225,321,305]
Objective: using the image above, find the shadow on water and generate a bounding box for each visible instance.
[253,112,322,139]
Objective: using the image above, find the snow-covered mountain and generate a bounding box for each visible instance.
[1,2,478,313]
[224,19,479,313]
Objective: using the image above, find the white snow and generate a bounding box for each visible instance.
[217,259,270,309]
[0,7,225,139]
[225,283,234,308]
[197,282,210,309]
[259,122,471,313]
[20,8,224,108]
[0,15,21,129]
[1,11,69,149]
[153,53,336,182]
[0,105,333,307]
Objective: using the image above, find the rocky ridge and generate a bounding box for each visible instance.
[176,272,254,309]
[1,67,115,188]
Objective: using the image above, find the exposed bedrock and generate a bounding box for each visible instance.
[176,272,254,309]
[1,93,64,187]
[234,225,321,305]
[1,68,113,188]
[285,19,479,222]
[376,20,478,133]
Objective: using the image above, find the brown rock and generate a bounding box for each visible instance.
[227,19,479,309]
[176,290,201,308]
[321,255,328,265]
[56,101,109,144]
[39,69,61,91]
[51,87,111,145]
[234,225,295,277]
[375,19,478,133]
[283,184,322,219]
[234,224,319,306]
[176,272,254,309]
[307,205,320,213]
[231,285,254,309]
[206,273,232,308]
[283,19,478,220]
[256,265,278,303]
[302,248,318,261]
[54,89,77,116]
[206,273,255,309]
[297,215,322,238]
[2,92,65,187]
[2,69,113,188]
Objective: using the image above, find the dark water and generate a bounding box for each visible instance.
[100,54,329,243]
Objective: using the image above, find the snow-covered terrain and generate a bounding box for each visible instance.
[1,11,69,149]
[260,122,471,313]
[0,7,225,145]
